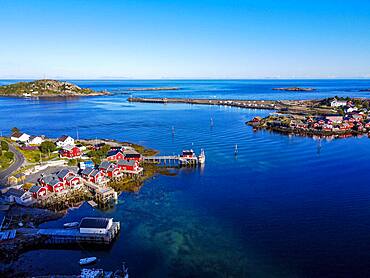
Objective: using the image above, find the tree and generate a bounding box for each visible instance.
[4,151,14,160]
[1,141,9,152]
[39,141,56,154]
[68,159,77,166]
[11,127,20,135]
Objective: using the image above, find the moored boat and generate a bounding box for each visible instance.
[64,222,79,229]
[198,149,206,164]
[79,257,97,266]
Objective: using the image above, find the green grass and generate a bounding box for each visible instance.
[0,154,13,170]
[18,148,58,163]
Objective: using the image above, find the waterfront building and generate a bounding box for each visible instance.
[39,175,65,193]
[79,217,113,234]
[29,185,48,199]
[117,159,139,172]
[2,188,33,206]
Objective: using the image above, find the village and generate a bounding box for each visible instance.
[248,97,370,138]
[1,133,146,211]
[0,130,205,269]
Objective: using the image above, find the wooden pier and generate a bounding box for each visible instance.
[143,155,199,167]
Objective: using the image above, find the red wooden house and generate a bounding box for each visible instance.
[106,149,124,161]
[29,185,48,199]
[99,161,121,178]
[59,146,82,158]
[66,174,82,188]
[117,159,139,171]
[81,167,105,183]
[39,175,65,193]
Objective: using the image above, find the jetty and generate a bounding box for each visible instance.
[143,149,205,167]
[128,97,283,110]
[19,217,120,245]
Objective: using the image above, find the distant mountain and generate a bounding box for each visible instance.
[0,79,110,97]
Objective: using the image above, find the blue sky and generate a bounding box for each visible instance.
[0,0,369,79]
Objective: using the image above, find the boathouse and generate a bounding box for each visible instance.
[40,175,65,193]
[79,217,113,234]
[122,149,142,161]
[29,185,48,199]
[117,159,139,171]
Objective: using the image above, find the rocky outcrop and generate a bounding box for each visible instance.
[272,87,315,92]
[0,79,110,97]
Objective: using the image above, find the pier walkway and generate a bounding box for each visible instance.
[143,155,199,166]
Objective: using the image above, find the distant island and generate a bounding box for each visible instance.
[359,89,370,92]
[127,87,180,91]
[0,80,110,97]
[272,87,315,92]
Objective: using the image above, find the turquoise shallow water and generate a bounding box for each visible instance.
[1,80,370,277]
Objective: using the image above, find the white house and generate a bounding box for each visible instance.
[79,217,113,234]
[29,136,44,145]
[56,135,75,148]
[11,132,30,143]
[2,188,33,206]
[330,99,347,107]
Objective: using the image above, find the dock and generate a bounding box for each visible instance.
[143,155,199,167]
[19,220,120,245]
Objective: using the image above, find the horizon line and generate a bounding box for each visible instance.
[1,76,370,81]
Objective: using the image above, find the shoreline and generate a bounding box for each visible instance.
[129,97,370,138]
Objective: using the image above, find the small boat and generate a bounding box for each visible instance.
[198,149,206,164]
[64,222,79,229]
[79,257,97,266]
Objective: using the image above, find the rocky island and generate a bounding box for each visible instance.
[272,87,315,92]
[127,87,180,91]
[0,79,110,97]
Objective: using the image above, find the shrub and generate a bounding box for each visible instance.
[4,151,14,160]
[1,141,9,152]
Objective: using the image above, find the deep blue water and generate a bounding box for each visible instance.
[2,80,370,277]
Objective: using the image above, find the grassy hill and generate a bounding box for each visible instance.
[0,80,109,97]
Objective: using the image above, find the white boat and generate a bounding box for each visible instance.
[79,257,97,266]
[64,222,79,228]
[198,149,206,164]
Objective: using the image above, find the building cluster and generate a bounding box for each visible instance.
[1,135,144,207]
[253,98,370,134]
[11,132,44,145]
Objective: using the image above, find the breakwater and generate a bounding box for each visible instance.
[128,97,284,110]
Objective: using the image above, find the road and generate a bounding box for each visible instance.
[0,144,25,185]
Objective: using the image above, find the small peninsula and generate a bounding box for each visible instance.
[272,87,315,92]
[0,79,110,97]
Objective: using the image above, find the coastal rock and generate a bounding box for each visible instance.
[272,87,315,92]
